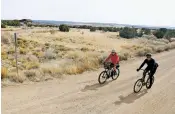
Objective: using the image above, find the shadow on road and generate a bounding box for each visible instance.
[81,80,112,92]
[114,89,148,105]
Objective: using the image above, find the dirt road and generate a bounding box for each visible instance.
[2,50,175,114]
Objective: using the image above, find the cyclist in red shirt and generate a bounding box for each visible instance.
[104,49,120,73]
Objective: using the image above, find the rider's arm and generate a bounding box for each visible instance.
[105,54,111,62]
[139,59,146,69]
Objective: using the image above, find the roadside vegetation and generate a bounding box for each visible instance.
[1,20,175,85]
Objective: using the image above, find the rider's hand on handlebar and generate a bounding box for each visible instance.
[136,69,140,72]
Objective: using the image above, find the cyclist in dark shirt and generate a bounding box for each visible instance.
[137,53,158,88]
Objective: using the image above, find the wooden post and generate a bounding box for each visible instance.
[14,33,19,76]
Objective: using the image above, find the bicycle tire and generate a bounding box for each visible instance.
[112,69,120,80]
[133,79,143,93]
[98,71,108,84]
[146,76,154,89]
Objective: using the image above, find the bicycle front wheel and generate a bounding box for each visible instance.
[98,71,108,84]
[133,79,143,93]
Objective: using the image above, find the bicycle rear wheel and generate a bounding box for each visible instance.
[146,76,154,89]
[112,69,120,80]
[133,79,143,93]
[98,71,108,84]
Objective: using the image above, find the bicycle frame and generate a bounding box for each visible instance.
[139,69,151,81]
[104,63,114,77]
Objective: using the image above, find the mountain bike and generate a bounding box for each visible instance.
[98,62,120,84]
[133,69,154,93]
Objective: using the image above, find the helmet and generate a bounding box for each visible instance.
[111,49,116,53]
[146,53,152,57]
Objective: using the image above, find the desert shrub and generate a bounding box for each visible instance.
[44,48,56,59]
[1,23,6,28]
[66,51,81,60]
[169,42,175,49]
[153,28,167,39]
[155,46,165,53]
[24,70,36,80]
[23,62,39,70]
[118,52,130,60]
[2,20,20,26]
[7,47,15,54]
[1,51,8,60]
[153,30,165,38]
[137,30,143,37]
[20,48,27,54]
[119,27,137,38]
[63,63,84,75]
[42,67,62,77]
[49,29,57,34]
[164,30,175,39]
[142,28,151,35]
[164,45,171,51]
[90,27,96,32]
[136,47,153,57]
[1,32,11,44]
[45,43,50,47]
[33,51,44,58]
[1,67,8,79]
[102,27,108,32]
[81,47,89,52]
[8,73,25,83]
[55,45,71,52]
[59,24,69,32]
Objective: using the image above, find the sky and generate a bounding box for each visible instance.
[1,0,175,27]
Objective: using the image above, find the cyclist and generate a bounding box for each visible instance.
[137,53,158,88]
[104,49,120,75]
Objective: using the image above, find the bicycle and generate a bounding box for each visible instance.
[133,69,155,93]
[98,62,120,84]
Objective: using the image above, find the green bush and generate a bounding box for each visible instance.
[142,28,151,35]
[153,28,167,39]
[137,30,143,37]
[1,23,6,28]
[90,27,96,32]
[2,20,20,26]
[153,30,165,39]
[59,24,69,32]
[119,27,137,38]
[164,30,175,39]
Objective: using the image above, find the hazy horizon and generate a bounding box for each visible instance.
[2,0,175,27]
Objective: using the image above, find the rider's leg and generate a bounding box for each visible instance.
[113,64,117,72]
[148,68,156,88]
[143,67,149,82]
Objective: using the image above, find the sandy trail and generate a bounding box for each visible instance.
[2,50,175,114]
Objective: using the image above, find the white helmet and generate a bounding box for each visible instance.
[111,49,116,53]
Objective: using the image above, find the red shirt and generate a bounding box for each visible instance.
[105,53,119,64]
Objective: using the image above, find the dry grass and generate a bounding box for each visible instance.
[7,47,15,54]
[19,48,27,54]
[1,32,11,44]
[1,67,8,79]
[41,66,62,78]
[118,51,131,60]
[1,27,175,83]
[23,61,39,70]
[1,51,8,60]
[44,48,56,59]
[8,72,25,83]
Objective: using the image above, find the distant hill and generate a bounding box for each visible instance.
[32,20,175,29]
